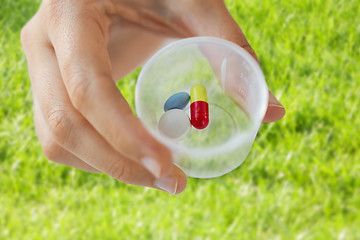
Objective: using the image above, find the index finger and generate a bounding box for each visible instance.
[47,2,174,178]
[188,0,285,122]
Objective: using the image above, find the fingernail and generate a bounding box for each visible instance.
[141,157,161,178]
[155,177,178,195]
[268,93,284,108]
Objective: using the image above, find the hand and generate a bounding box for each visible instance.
[21,0,285,195]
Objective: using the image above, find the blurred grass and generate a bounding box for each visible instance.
[1,0,359,239]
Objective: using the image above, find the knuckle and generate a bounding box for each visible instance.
[67,76,90,112]
[65,68,112,112]
[46,106,74,147]
[107,161,126,181]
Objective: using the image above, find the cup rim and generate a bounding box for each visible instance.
[136,36,268,157]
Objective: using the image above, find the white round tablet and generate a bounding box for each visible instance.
[158,109,190,139]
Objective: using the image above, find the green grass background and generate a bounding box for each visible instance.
[1,0,359,239]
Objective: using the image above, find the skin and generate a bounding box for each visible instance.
[21,0,285,195]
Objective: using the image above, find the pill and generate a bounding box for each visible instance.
[164,92,190,112]
[190,84,209,129]
[158,109,191,139]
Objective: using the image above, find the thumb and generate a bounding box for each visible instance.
[184,0,285,122]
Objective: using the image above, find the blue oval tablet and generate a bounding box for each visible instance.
[164,92,190,112]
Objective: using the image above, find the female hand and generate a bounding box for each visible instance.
[21,0,285,194]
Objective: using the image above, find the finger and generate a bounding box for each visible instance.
[263,92,286,122]
[187,1,285,122]
[47,3,174,178]
[36,95,186,193]
[22,19,99,172]
[23,31,187,194]
[33,100,100,172]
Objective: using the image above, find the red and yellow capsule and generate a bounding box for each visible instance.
[190,84,209,129]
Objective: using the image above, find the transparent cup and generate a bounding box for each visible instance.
[135,37,268,178]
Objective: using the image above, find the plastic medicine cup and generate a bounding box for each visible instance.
[135,37,269,178]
